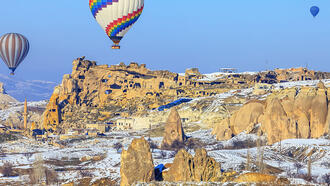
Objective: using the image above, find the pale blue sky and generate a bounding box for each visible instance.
[0,0,329,82]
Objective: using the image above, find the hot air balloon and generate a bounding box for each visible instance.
[89,0,144,49]
[0,33,30,75]
[310,6,320,17]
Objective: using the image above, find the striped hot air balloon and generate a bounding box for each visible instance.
[89,0,144,49]
[0,33,30,75]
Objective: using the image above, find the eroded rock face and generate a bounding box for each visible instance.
[211,118,233,141]
[233,172,289,184]
[42,57,330,130]
[161,108,186,148]
[213,83,329,144]
[120,137,155,186]
[260,98,294,144]
[229,100,265,135]
[163,149,221,182]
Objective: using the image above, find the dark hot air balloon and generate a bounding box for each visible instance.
[310,6,320,18]
[0,33,30,75]
[89,0,144,49]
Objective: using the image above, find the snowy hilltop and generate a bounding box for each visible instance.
[0,74,57,101]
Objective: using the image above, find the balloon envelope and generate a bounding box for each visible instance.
[0,33,30,74]
[89,0,144,48]
[310,6,320,17]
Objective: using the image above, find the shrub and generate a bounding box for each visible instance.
[23,153,33,161]
[170,140,185,152]
[321,161,330,169]
[45,168,58,185]
[168,151,177,158]
[232,139,257,149]
[0,162,15,177]
[294,162,303,174]
[149,141,158,153]
[159,151,167,159]
[80,170,93,178]
[213,143,224,151]
[29,155,45,184]
[322,173,330,184]
[0,134,18,143]
[185,138,203,152]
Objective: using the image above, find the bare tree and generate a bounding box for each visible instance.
[113,142,123,153]
[186,139,195,152]
[294,162,303,175]
[23,152,33,161]
[45,168,58,185]
[0,162,15,177]
[80,170,93,178]
[30,154,46,184]
[159,151,167,159]
[0,146,5,157]
[307,155,312,178]
[256,133,264,173]
[148,140,158,153]
[322,173,330,184]
[278,135,282,168]
[246,148,251,171]
[170,140,185,152]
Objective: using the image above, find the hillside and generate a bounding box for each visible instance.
[0,74,57,101]
[43,57,330,129]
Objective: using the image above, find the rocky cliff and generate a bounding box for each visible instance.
[43,57,330,130]
[212,81,330,144]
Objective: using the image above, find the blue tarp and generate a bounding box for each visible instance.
[155,164,166,172]
[158,98,192,111]
[155,164,166,181]
[32,129,44,137]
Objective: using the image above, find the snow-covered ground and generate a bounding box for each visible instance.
[0,129,329,185]
[0,100,47,121]
[197,71,258,82]
[273,79,330,89]
[1,79,330,185]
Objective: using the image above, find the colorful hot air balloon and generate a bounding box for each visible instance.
[310,6,320,17]
[0,33,30,75]
[89,0,144,49]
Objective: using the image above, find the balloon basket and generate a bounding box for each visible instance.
[112,45,120,50]
[10,72,14,76]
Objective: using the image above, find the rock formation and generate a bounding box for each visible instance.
[0,82,5,94]
[233,173,289,184]
[0,82,18,109]
[42,57,330,130]
[213,82,330,144]
[161,108,187,148]
[120,137,155,186]
[229,100,264,135]
[163,148,221,182]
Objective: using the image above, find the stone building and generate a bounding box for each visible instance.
[115,118,134,130]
